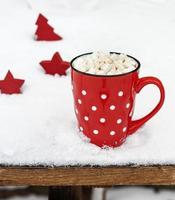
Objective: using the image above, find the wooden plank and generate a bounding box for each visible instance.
[0,166,175,186]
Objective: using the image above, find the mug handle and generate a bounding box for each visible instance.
[128,76,165,135]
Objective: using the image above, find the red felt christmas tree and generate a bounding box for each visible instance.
[40,52,70,75]
[0,71,25,94]
[35,14,62,41]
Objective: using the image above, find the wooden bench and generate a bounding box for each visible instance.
[0,165,174,199]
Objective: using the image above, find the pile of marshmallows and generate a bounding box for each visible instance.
[73,51,137,75]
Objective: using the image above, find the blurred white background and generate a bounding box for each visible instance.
[1,187,175,200]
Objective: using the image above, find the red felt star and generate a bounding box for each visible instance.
[0,71,25,94]
[35,13,62,41]
[40,52,70,75]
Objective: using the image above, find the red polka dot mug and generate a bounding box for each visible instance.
[71,52,165,148]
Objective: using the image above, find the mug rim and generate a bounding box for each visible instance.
[70,52,141,77]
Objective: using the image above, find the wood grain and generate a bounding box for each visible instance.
[0,166,175,186]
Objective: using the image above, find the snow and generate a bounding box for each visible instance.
[0,0,174,166]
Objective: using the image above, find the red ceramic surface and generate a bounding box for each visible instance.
[71,52,165,148]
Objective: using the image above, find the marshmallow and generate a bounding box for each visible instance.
[88,68,96,74]
[73,51,137,76]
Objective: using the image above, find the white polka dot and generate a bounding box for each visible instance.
[126,103,130,108]
[93,130,99,135]
[78,99,82,104]
[110,105,116,110]
[75,109,78,114]
[100,118,106,123]
[123,127,127,132]
[80,126,83,131]
[82,90,87,95]
[110,131,116,136]
[118,91,124,96]
[84,116,89,121]
[101,94,107,99]
[91,106,97,111]
[117,118,122,124]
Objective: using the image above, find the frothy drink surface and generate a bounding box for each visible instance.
[73,52,137,75]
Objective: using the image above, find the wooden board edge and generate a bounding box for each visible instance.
[0,165,175,186]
